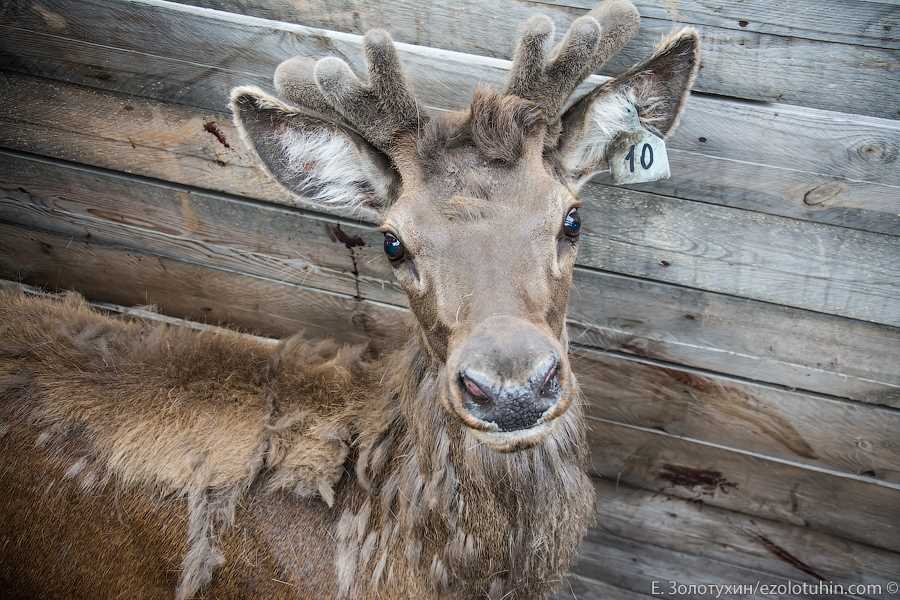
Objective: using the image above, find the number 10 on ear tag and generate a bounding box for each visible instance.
[610,130,670,185]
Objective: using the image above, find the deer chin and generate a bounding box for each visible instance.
[467,418,560,453]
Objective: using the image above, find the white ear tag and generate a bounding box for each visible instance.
[608,108,670,185]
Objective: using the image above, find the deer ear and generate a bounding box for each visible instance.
[230,86,399,213]
[555,28,700,187]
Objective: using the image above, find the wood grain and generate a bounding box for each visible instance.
[574,347,900,483]
[569,479,900,597]
[587,418,900,553]
[0,152,403,305]
[0,221,405,342]
[2,75,899,328]
[173,0,900,49]
[167,0,900,117]
[605,0,900,48]
[1,0,898,197]
[577,182,900,327]
[2,149,898,406]
[3,71,897,238]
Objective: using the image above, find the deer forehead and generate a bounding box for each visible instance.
[383,175,572,251]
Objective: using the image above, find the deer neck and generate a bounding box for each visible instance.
[334,334,595,598]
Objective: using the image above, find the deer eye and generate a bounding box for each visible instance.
[383,232,405,262]
[563,208,581,238]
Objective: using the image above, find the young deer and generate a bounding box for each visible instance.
[0,2,698,598]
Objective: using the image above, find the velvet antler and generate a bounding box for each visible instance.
[505,0,640,122]
[273,30,424,155]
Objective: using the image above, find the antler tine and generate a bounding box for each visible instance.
[274,31,423,155]
[274,56,345,124]
[314,30,423,153]
[505,0,640,120]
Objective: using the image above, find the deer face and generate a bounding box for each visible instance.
[232,1,699,452]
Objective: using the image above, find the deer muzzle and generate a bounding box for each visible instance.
[446,315,572,451]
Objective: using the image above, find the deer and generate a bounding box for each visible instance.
[0,1,699,598]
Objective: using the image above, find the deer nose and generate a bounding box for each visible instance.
[458,352,561,432]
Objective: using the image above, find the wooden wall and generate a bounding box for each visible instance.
[1,0,899,596]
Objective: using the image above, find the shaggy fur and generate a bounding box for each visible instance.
[0,290,593,599]
[2,3,702,598]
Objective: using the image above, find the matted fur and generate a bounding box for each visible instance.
[0,290,366,598]
[3,3,703,597]
[0,289,593,599]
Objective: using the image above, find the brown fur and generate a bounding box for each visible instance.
[0,289,593,599]
[2,2,701,597]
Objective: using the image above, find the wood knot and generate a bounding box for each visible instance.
[855,140,896,164]
[802,180,847,206]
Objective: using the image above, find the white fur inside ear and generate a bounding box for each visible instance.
[273,128,388,211]
[564,82,666,177]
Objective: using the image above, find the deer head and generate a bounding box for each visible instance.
[231,1,699,453]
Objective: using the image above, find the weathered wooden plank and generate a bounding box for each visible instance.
[173,0,900,50]
[597,0,900,49]
[2,222,898,553]
[567,269,900,409]
[3,149,899,405]
[552,574,652,600]
[0,72,372,220]
[577,182,900,327]
[0,152,404,306]
[574,347,900,483]
[572,533,842,599]
[3,72,897,240]
[167,0,900,118]
[0,221,404,342]
[585,479,900,592]
[2,85,899,325]
[1,0,898,191]
[588,418,900,553]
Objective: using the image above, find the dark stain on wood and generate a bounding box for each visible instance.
[86,208,181,237]
[752,533,825,581]
[87,70,112,81]
[790,485,800,514]
[662,368,819,460]
[326,224,365,300]
[203,121,231,148]
[659,464,737,495]
[326,224,365,249]
[667,369,716,393]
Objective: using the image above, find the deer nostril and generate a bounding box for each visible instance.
[540,362,559,395]
[460,373,492,406]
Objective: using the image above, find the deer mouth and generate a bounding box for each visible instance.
[467,418,560,452]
